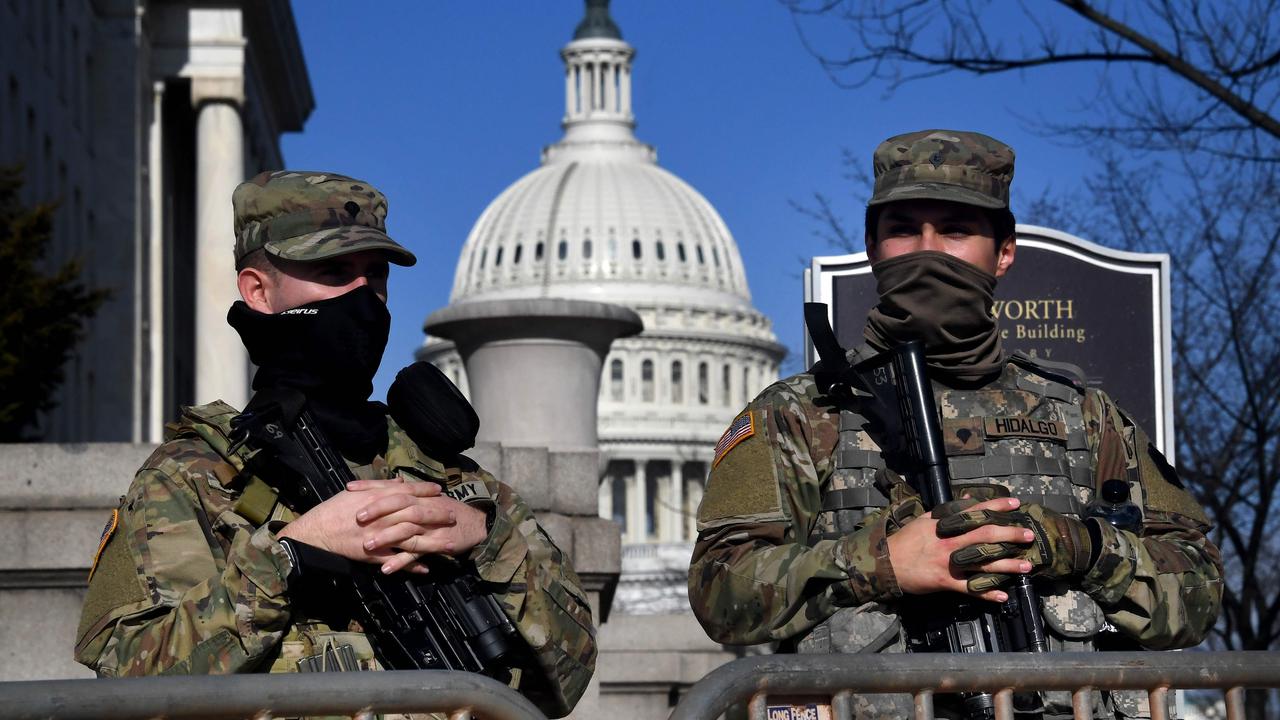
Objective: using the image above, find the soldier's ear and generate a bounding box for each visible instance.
[237,267,274,313]
[994,235,1016,278]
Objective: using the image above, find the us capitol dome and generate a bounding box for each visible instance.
[420,0,785,614]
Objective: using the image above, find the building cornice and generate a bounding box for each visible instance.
[242,0,313,132]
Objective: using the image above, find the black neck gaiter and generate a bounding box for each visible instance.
[227,285,391,464]
[864,250,1005,383]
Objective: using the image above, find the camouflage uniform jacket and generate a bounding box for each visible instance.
[689,351,1222,654]
[75,401,596,718]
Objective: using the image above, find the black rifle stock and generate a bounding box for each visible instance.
[804,303,1048,719]
[229,387,521,678]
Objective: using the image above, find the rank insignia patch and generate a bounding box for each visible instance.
[713,410,756,468]
[88,508,120,582]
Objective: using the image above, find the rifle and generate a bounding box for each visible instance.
[228,367,522,678]
[805,303,1047,720]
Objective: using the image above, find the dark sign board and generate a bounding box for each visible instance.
[804,225,1174,454]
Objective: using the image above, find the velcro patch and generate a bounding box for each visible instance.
[444,479,491,504]
[713,410,756,468]
[698,411,784,530]
[983,416,1067,444]
[88,508,120,582]
[943,417,986,456]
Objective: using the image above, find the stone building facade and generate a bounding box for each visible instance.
[0,0,312,442]
[0,0,310,681]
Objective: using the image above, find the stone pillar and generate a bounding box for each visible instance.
[565,65,575,118]
[629,460,647,543]
[621,65,631,114]
[427,299,640,449]
[670,461,684,542]
[145,80,166,442]
[426,298,641,720]
[604,61,616,113]
[193,85,248,408]
[598,466,612,520]
[688,462,706,530]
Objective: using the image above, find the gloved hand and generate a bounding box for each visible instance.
[872,468,925,535]
[936,502,1099,592]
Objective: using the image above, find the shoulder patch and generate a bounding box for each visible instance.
[713,410,756,468]
[88,508,120,582]
[698,409,784,530]
[1140,442,1209,526]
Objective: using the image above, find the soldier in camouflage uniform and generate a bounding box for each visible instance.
[75,171,596,719]
[688,131,1222,719]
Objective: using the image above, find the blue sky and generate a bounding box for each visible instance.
[282,1,1111,396]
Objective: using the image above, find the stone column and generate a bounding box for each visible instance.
[427,299,640,449]
[597,467,612,521]
[193,82,248,408]
[565,63,576,118]
[604,60,616,113]
[620,65,631,114]
[688,462,706,528]
[146,80,166,442]
[670,461,684,542]
[426,298,641,720]
[629,460,647,543]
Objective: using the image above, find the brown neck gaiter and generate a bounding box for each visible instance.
[864,250,1005,383]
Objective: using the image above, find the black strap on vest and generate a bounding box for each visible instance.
[805,303,853,394]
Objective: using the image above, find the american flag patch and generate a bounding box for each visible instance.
[88,508,119,582]
[713,411,756,467]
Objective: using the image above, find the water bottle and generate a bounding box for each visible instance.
[1082,479,1142,532]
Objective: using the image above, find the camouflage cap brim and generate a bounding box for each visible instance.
[868,181,1006,210]
[266,225,417,266]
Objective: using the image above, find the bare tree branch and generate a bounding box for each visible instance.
[785,0,1280,160]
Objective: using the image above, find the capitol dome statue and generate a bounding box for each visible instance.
[421,0,784,614]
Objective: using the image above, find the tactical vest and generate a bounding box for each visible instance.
[799,353,1163,719]
[171,402,455,689]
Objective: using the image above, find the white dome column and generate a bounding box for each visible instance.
[620,64,631,114]
[628,460,647,543]
[666,461,683,542]
[559,18,635,144]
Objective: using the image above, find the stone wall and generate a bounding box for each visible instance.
[0,443,154,680]
[0,440,735,720]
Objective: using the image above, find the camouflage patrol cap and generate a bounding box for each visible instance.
[232,170,417,266]
[868,130,1015,210]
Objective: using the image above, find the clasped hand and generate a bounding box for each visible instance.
[886,496,1096,602]
[276,477,490,575]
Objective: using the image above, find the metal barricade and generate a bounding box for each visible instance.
[0,669,548,720]
[668,652,1280,720]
